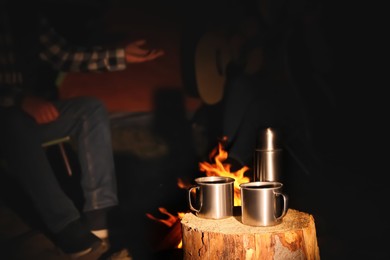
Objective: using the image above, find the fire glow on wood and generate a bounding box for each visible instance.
[146,138,250,249]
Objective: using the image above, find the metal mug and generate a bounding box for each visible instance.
[187,176,235,219]
[240,181,288,226]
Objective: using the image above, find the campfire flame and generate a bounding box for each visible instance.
[198,139,250,206]
[145,207,181,227]
[146,138,250,249]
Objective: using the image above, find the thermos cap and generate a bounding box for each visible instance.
[257,127,282,150]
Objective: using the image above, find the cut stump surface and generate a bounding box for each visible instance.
[181,208,320,260]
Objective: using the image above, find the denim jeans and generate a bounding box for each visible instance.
[0,96,118,233]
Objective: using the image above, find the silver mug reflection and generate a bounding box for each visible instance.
[187,176,235,219]
[240,181,288,226]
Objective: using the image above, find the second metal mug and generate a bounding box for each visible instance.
[240,181,288,226]
[187,176,235,219]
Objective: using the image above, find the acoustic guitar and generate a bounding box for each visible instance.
[194,29,233,105]
[194,19,265,105]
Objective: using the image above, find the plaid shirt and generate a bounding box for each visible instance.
[38,18,126,72]
[1,11,126,107]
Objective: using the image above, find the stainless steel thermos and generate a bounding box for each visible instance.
[253,127,283,182]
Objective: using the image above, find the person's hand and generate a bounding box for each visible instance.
[124,39,164,63]
[21,96,59,124]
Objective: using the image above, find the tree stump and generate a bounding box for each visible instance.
[181,208,320,260]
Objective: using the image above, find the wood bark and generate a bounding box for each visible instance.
[181,208,320,260]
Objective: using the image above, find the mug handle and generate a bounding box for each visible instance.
[188,186,201,213]
[275,192,288,220]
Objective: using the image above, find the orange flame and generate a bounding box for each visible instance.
[145,207,179,227]
[146,138,250,249]
[146,207,183,249]
[177,177,192,189]
[199,139,250,206]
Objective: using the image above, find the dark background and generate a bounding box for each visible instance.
[1,0,387,259]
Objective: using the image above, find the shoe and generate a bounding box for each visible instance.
[83,206,125,232]
[83,206,129,242]
[69,239,109,260]
[52,219,107,258]
[105,247,132,260]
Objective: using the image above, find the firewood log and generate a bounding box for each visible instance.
[181,208,320,259]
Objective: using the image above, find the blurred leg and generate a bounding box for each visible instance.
[40,97,118,213]
[0,107,80,233]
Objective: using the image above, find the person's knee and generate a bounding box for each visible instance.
[73,97,108,117]
[77,97,105,110]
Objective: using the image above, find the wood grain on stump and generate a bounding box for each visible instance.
[181,208,320,260]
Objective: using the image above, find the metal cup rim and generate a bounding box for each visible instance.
[194,176,235,184]
[239,181,283,189]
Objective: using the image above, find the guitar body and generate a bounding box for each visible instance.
[193,14,264,105]
[194,30,231,105]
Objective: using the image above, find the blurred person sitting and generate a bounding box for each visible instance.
[202,12,314,179]
[0,1,164,259]
[218,6,325,181]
